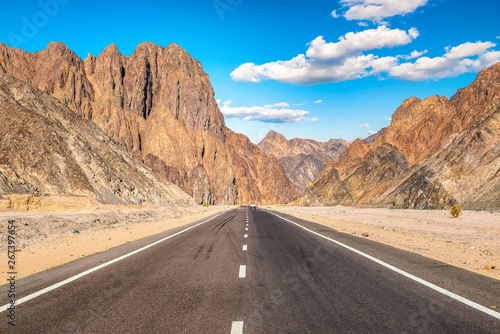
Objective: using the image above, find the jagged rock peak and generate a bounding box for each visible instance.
[165,42,192,56]
[261,130,287,143]
[391,95,450,125]
[102,43,120,54]
[45,41,71,51]
[133,41,161,55]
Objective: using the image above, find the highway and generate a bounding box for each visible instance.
[1,207,499,333]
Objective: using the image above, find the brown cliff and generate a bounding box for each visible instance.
[0,42,297,204]
[371,95,460,165]
[0,74,192,205]
[297,144,409,206]
[299,62,500,209]
[333,138,369,179]
[226,129,298,204]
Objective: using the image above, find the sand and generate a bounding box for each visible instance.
[0,204,233,279]
[1,202,498,281]
[263,205,500,280]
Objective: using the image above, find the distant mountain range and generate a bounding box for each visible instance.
[0,42,498,209]
[258,131,349,193]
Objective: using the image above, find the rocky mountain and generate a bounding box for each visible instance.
[258,130,349,160]
[226,129,298,204]
[0,42,297,205]
[363,127,385,144]
[298,144,410,206]
[370,95,460,165]
[0,74,192,205]
[258,130,349,192]
[299,62,500,209]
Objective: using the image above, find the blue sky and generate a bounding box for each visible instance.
[1,0,499,143]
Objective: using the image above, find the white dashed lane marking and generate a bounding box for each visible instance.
[0,211,228,313]
[242,245,247,251]
[231,321,244,334]
[239,265,246,278]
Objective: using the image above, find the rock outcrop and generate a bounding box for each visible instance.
[226,129,298,204]
[363,127,385,144]
[299,62,500,209]
[0,42,297,204]
[371,95,460,165]
[297,144,409,206]
[258,130,349,192]
[258,130,349,160]
[380,103,500,209]
[0,74,192,205]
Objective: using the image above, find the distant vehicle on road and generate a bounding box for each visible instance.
[249,201,257,208]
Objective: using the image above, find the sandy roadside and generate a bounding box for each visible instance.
[263,205,500,280]
[0,205,234,279]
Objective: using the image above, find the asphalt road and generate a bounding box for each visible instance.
[1,207,499,333]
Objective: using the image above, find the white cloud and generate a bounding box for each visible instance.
[232,53,399,85]
[341,0,429,22]
[445,41,495,59]
[358,22,368,27]
[216,99,221,104]
[264,102,290,108]
[389,41,500,81]
[313,100,323,104]
[368,130,377,135]
[404,49,428,60]
[306,26,418,60]
[293,101,307,106]
[223,100,233,107]
[331,10,339,18]
[358,123,370,128]
[231,28,500,85]
[231,26,417,85]
[220,103,315,123]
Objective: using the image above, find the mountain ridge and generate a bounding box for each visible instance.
[0,42,297,205]
[0,73,192,205]
[257,131,349,192]
[298,62,500,209]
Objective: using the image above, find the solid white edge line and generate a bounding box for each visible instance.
[242,245,247,251]
[266,210,500,320]
[231,320,244,334]
[239,265,246,278]
[1,210,229,313]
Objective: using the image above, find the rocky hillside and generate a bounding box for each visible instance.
[226,129,298,204]
[258,130,349,192]
[0,42,297,205]
[0,74,192,205]
[299,62,500,209]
